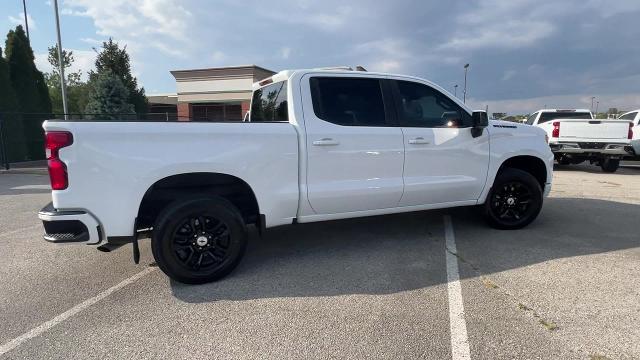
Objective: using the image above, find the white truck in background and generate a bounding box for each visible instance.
[39,68,554,284]
[527,109,634,172]
[618,109,640,157]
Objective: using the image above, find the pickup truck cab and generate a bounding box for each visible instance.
[618,109,640,156]
[39,68,553,284]
[527,109,634,172]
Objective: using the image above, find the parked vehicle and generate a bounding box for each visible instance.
[527,109,634,172]
[39,68,553,284]
[618,109,640,157]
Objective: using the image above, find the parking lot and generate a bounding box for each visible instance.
[0,164,639,360]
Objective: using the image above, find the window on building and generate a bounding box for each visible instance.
[394,80,472,128]
[250,81,288,122]
[309,77,387,126]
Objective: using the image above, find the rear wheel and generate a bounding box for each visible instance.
[151,196,247,284]
[600,158,620,173]
[483,168,543,230]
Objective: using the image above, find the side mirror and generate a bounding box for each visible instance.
[472,111,489,127]
[471,111,488,138]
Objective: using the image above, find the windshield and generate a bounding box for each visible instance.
[538,112,592,123]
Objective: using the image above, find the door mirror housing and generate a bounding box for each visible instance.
[472,110,489,127]
[471,111,488,137]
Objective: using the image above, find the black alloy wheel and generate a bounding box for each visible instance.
[483,168,543,230]
[152,197,247,284]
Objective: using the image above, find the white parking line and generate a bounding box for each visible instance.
[444,215,471,360]
[10,185,50,190]
[0,266,157,356]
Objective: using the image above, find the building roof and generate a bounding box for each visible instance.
[170,65,275,81]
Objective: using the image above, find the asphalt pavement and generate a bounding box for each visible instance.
[0,163,638,359]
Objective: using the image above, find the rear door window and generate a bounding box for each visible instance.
[619,112,637,121]
[250,81,288,122]
[309,77,388,126]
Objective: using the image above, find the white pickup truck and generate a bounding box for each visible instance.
[618,109,640,156]
[527,109,634,172]
[39,68,553,284]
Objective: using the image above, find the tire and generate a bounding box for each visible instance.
[151,196,248,284]
[483,168,543,230]
[557,156,571,165]
[600,158,620,173]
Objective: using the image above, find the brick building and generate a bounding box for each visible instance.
[147,65,275,121]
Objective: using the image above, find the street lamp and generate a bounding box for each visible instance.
[454,84,458,97]
[52,0,69,119]
[591,97,596,113]
[463,63,469,103]
[595,101,599,117]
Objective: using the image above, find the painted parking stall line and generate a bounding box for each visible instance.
[444,215,471,360]
[0,266,157,356]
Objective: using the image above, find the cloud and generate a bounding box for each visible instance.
[8,12,36,30]
[468,93,640,115]
[280,47,291,60]
[62,0,193,57]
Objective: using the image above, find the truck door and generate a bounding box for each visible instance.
[389,79,489,206]
[301,74,405,214]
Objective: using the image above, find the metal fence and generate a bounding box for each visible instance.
[0,112,183,170]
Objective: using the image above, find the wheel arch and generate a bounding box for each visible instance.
[497,155,548,190]
[136,172,261,230]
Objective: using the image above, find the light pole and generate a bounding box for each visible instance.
[454,84,458,97]
[591,97,595,113]
[22,0,29,40]
[463,63,469,103]
[52,0,69,119]
[595,101,599,117]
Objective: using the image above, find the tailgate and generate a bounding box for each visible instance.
[558,120,630,141]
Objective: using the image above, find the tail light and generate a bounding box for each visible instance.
[552,121,560,138]
[45,131,73,190]
[629,122,634,140]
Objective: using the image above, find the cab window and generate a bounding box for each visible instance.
[393,80,472,128]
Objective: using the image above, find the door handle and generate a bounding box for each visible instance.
[408,137,430,145]
[312,138,340,146]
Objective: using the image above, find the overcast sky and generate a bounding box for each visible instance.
[1,0,639,114]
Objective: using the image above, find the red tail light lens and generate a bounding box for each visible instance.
[45,131,73,190]
[552,121,560,138]
[628,122,633,140]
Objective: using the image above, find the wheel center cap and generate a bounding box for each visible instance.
[506,197,516,206]
[196,236,208,247]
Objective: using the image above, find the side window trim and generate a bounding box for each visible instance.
[389,79,472,128]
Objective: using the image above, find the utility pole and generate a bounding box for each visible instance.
[22,0,29,40]
[53,0,69,119]
[463,64,469,103]
[591,96,596,113]
[454,84,458,97]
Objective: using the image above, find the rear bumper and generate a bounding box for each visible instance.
[38,202,102,244]
[550,142,634,156]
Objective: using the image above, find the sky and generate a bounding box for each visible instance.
[1,0,640,115]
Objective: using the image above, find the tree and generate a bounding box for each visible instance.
[0,46,28,162]
[4,25,51,160]
[90,39,147,115]
[84,71,135,120]
[45,45,90,115]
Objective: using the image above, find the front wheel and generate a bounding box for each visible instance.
[483,168,543,230]
[151,196,248,284]
[600,158,620,173]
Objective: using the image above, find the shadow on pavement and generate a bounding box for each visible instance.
[170,197,639,302]
[553,163,640,175]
